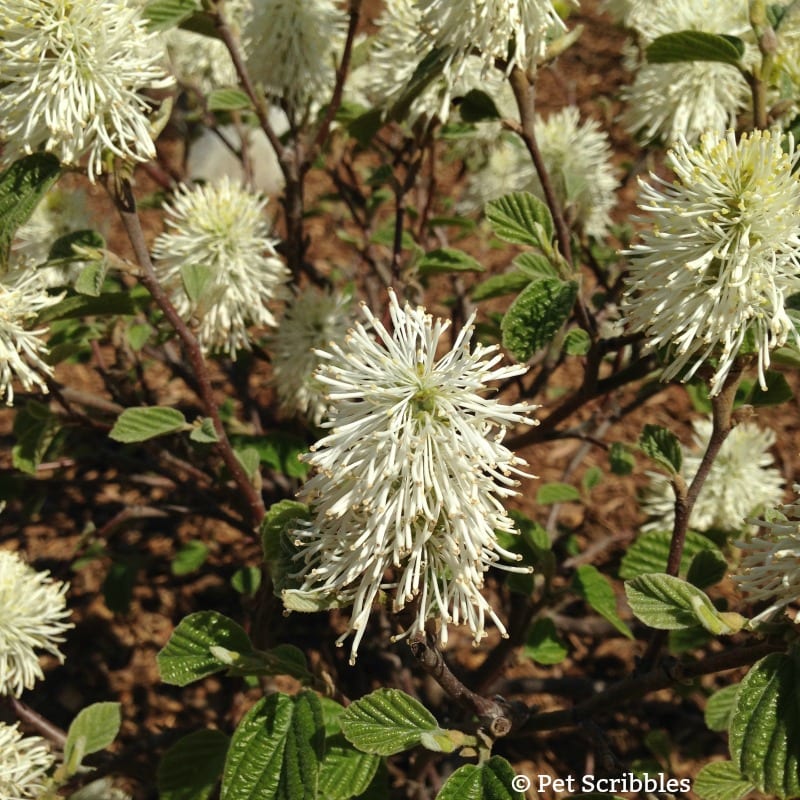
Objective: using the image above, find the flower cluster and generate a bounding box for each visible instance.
[152,177,289,357]
[0,0,172,180]
[641,418,784,534]
[623,130,800,395]
[244,0,347,111]
[269,288,353,426]
[283,292,536,663]
[0,723,55,799]
[734,488,800,625]
[0,272,65,407]
[0,549,72,697]
[620,0,751,144]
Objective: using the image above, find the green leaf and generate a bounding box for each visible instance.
[181,263,215,306]
[221,692,324,800]
[705,684,740,732]
[436,756,522,800]
[572,565,633,639]
[668,625,713,654]
[0,153,61,269]
[524,617,568,665]
[694,761,755,800]
[582,466,603,492]
[619,530,721,580]
[74,259,109,297]
[563,328,591,356]
[339,689,442,756]
[646,31,745,66]
[102,559,138,613]
[48,229,105,262]
[37,292,136,322]
[157,729,230,800]
[171,541,209,576]
[190,417,219,444]
[347,108,384,148]
[231,433,310,479]
[260,500,310,563]
[458,89,500,122]
[12,401,60,475]
[63,703,122,775]
[536,482,581,505]
[639,424,682,474]
[686,548,728,589]
[388,47,450,123]
[109,406,187,443]
[608,442,635,476]
[472,271,532,302]
[319,734,381,800]
[143,0,198,30]
[513,252,559,280]
[207,88,254,112]
[231,566,262,596]
[749,371,793,406]
[730,651,800,798]
[501,279,577,361]
[486,191,555,248]
[157,611,253,686]
[625,574,745,634]
[417,247,484,276]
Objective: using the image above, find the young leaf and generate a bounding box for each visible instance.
[221,692,324,800]
[417,247,484,276]
[472,271,532,302]
[513,251,559,280]
[157,729,230,800]
[608,442,635,475]
[501,279,578,361]
[207,88,254,112]
[0,153,61,269]
[190,417,219,444]
[729,652,800,798]
[231,566,262,596]
[143,0,198,30]
[109,406,188,443]
[625,574,745,634]
[693,761,755,800]
[12,401,60,475]
[435,756,522,800]
[645,31,745,66]
[171,541,209,576]
[524,617,568,665]
[536,482,581,505]
[639,424,682,474]
[181,263,215,305]
[157,611,254,686]
[563,328,591,356]
[74,259,109,297]
[704,684,739,732]
[486,191,555,248]
[572,565,633,639]
[339,689,442,756]
[63,702,122,775]
[260,500,310,562]
[619,530,721,580]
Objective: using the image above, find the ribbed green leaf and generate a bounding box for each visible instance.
[221,692,324,800]
[340,689,442,756]
[37,292,136,322]
[608,442,635,475]
[705,684,740,732]
[625,574,745,634]
[513,252,559,280]
[572,565,633,639]
[501,279,577,361]
[436,756,522,800]
[694,761,755,800]
[157,611,253,686]
[729,652,800,798]
[0,153,61,269]
[646,31,745,66]
[619,530,721,580]
[109,406,187,443]
[157,729,230,800]
[486,191,554,248]
[417,247,484,276]
[639,425,682,474]
[564,328,591,356]
[207,88,254,112]
[536,482,581,505]
[318,734,381,800]
[472,271,532,302]
[63,703,121,775]
[143,0,197,30]
[524,617,568,665]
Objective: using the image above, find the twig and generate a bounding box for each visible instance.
[6,696,67,749]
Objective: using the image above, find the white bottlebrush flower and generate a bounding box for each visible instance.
[0,549,72,697]
[623,130,800,395]
[151,177,290,357]
[0,272,64,407]
[418,0,569,77]
[269,288,353,426]
[0,0,173,181]
[244,0,347,110]
[641,419,784,534]
[284,291,537,663]
[734,488,800,625]
[0,723,55,799]
[621,0,752,144]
